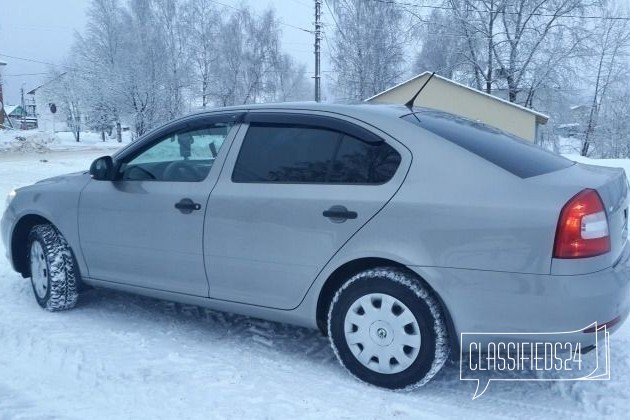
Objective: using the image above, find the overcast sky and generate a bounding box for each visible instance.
[0,0,326,105]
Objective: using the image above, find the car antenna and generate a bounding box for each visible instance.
[405,72,435,125]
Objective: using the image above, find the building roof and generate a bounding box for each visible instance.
[4,105,22,116]
[27,72,67,95]
[366,71,549,125]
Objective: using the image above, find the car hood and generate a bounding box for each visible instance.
[35,170,90,185]
[15,171,91,194]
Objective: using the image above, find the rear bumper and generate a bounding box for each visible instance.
[410,245,630,350]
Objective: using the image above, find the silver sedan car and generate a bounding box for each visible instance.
[2,103,630,390]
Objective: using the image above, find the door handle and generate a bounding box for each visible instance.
[323,205,357,223]
[175,198,202,214]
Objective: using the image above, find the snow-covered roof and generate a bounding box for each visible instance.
[4,105,19,116]
[366,71,550,124]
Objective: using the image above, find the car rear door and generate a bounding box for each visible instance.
[204,111,411,309]
[78,114,242,296]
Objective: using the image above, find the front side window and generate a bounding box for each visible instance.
[232,124,401,184]
[122,123,233,182]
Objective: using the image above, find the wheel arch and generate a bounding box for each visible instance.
[11,214,54,277]
[315,257,458,355]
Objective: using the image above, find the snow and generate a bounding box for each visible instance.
[565,154,630,176]
[2,147,630,418]
[0,129,132,153]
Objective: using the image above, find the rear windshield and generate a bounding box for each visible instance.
[401,111,574,178]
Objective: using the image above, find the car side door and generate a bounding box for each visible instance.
[204,111,411,309]
[78,113,242,296]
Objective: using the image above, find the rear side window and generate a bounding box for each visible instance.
[232,124,401,184]
[401,111,574,178]
[329,135,402,183]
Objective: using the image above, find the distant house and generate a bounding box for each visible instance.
[27,74,86,133]
[366,72,549,142]
[4,104,37,130]
[27,81,64,133]
[553,105,590,138]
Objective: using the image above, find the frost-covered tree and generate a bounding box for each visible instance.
[413,9,463,78]
[65,0,308,138]
[183,0,220,108]
[329,0,408,101]
[580,2,630,156]
[152,0,191,118]
[273,54,310,102]
[208,7,308,106]
[411,0,598,105]
[72,0,126,142]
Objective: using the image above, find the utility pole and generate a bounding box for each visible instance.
[20,83,25,127]
[0,61,6,127]
[314,0,322,102]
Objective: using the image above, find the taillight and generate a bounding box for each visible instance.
[554,189,610,259]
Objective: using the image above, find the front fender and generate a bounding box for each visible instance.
[6,174,90,277]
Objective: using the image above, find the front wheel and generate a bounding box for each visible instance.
[28,224,79,311]
[328,267,449,390]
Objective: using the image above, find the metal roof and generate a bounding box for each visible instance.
[366,71,550,125]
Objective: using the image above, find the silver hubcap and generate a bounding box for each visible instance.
[30,241,48,299]
[344,293,421,374]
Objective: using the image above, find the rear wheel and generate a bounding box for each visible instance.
[28,224,79,311]
[328,267,449,390]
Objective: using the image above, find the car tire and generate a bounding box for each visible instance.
[28,224,79,311]
[327,267,449,390]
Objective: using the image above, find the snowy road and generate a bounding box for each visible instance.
[1,150,630,419]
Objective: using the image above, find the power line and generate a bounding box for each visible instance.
[2,72,49,77]
[366,0,630,21]
[0,53,71,68]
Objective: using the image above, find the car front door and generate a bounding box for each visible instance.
[204,112,411,309]
[78,114,241,296]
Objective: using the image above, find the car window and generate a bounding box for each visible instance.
[329,135,402,184]
[122,123,233,182]
[232,124,401,184]
[401,111,573,178]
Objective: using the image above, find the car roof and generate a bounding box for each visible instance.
[185,102,413,120]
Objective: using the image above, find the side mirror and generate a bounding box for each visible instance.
[89,156,115,181]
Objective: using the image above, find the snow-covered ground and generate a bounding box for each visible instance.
[0,129,132,154]
[1,147,630,419]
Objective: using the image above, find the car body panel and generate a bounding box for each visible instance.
[528,163,630,275]
[2,102,629,352]
[203,110,412,309]
[2,172,92,275]
[77,113,242,296]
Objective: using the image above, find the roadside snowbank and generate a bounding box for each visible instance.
[0,129,131,153]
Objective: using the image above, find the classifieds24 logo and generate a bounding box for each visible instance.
[460,323,610,399]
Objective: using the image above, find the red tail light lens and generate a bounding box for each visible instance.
[554,189,610,259]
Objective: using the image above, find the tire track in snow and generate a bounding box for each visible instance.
[0,383,70,420]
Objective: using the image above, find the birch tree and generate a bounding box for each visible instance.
[64,0,309,138]
[329,0,408,100]
[581,2,630,156]
[413,0,597,105]
[183,0,220,108]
